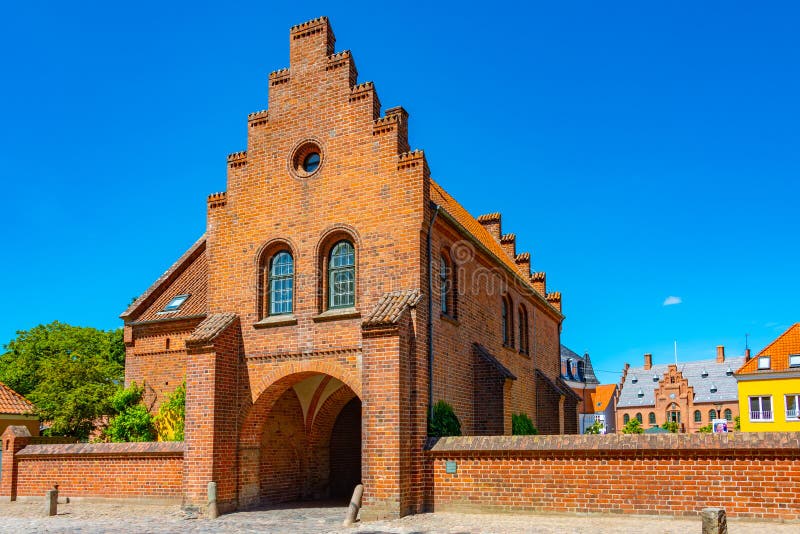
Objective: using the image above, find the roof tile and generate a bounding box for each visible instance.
[186,313,238,345]
[736,323,800,375]
[0,381,35,415]
[362,289,421,328]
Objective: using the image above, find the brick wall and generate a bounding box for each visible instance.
[427,433,800,520]
[1,430,183,502]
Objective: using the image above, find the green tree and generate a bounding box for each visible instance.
[584,420,604,434]
[512,413,539,435]
[698,424,713,433]
[0,322,124,439]
[661,421,679,433]
[621,418,644,434]
[154,382,186,441]
[104,383,156,442]
[734,415,740,431]
[428,400,461,437]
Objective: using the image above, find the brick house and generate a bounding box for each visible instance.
[119,17,568,519]
[615,347,742,433]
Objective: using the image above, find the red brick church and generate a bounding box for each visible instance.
[119,17,568,518]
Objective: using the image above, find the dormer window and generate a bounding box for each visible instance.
[789,355,800,368]
[701,368,708,378]
[631,375,638,384]
[161,294,189,313]
[637,388,644,398]
[758,356,771,370]
[710,383,717,393]
[726,366,733,376]
[653,373,659,382]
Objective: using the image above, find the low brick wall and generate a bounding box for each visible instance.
[2,430,184,502]
[427,433,800,520]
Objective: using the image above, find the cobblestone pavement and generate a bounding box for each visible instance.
[0,500,797,533]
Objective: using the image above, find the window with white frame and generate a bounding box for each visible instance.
[758,356,771,370]
[786,395,800,420]
[789,355,800,368]
[749,396,772,421]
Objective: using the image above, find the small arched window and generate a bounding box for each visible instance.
[501,295,513,347]
[635,412,643,423]
[724,409,732,421]
[517,305,529,354]
[648,412,656,425]
[439,254,456,317]
[623,414,630,424]
[708,409,717,422]
[269,251,294,315]
[694,410,701,423]
[328,240,355,309]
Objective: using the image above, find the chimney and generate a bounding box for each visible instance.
[477,213,502,242]
[500,233,516,259]
[745,348,751,361]
[644,353,652,370]
[716,345,725,363]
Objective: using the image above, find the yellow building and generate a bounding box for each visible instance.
[735,323,800,432]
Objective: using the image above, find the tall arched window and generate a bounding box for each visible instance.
[623,414,630,424]
[708,409,717,422]
[724,409,732,421]
[667,403,681,423]
[648,412,656,425]
[440,254,455,316]
[329,240,355,309]
[694,410,701,423]
[517,305,529,354]
[269,251,294,315]
[501,295,513,347]
[635,412,642,423]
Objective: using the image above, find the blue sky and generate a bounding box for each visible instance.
[1,2,798,382]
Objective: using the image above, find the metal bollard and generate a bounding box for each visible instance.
[342,484,364,527]
[208,481,219,519]
[701,507,727,534]
[44,488,58,516]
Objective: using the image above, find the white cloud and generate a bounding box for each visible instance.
[663,296,682,306]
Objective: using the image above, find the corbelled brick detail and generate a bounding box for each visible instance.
[427,434,800,520]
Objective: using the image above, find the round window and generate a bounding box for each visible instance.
[303,152,320,173]
[289,140,324,178]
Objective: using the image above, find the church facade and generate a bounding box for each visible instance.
[120,17,568,519]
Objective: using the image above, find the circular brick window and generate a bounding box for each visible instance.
[290,140,324,178]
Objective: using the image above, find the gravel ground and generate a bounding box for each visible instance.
[0,500,796,533]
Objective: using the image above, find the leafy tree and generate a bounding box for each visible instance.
[584,420,604,434]
[104,383,155,442]
[661,421,679,433]
[428,400,461,437]
[512,413,539,435]
[0,322,124,439]
[621,418,644,434]
[698,424,713,433]
[734,416,740,431]
[154,382,186,441]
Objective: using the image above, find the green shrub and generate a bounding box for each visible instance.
[661,421,679,433]
[154,382,186,441]
[698,424,713,434]
[621,418,644,434]
[584,420,604,434]
[428,400,461,437]
[104,383,155,442]
[512,413,538,435]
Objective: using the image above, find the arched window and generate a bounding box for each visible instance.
[648,412,656,425]
[724,409,732,421]
[635,412,642,423]
[623,414,630,424]
[708,409,717,422]
[517,305,529,354]
[501,295,513,347]
[439,253,456,317]
[667,403,681,424]
[577,360,585,381]
[269,251,294,315]
[329,240,355,309]
[694,410,701,423]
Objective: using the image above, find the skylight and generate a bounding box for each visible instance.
[162,294,190,313]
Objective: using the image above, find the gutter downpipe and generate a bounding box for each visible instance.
[427,203,440,422]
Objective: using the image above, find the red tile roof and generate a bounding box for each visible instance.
[362,289,421,328]
[737,323,800,375]
[592,384,617,412]
[0,381,35,415]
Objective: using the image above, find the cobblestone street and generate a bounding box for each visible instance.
[0,500,797,533]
